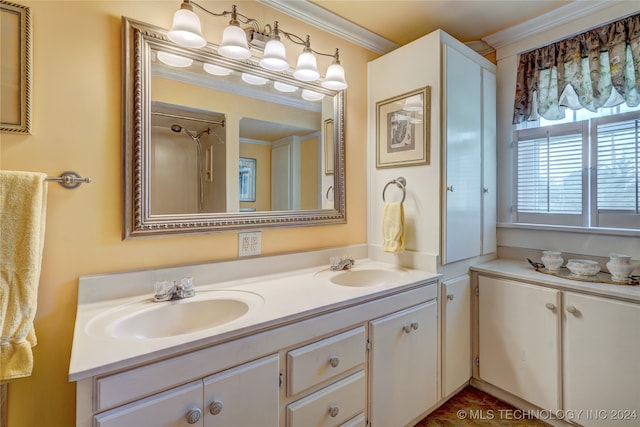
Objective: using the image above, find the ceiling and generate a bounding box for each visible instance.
[309,0,572,48]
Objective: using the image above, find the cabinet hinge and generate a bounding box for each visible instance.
[476,357,480,367]
[475,286,479,296]
[279,372,283,388]
[366,340,371,351]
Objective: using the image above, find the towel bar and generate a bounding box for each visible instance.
[46,171,91,189]
[382,177,406,203]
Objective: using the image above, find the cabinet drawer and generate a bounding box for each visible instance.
[287,371,365,427]
[287,327,365,396]
[340,413,366,427]
[94,380,202,427]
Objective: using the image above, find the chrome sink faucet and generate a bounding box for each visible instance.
[153,277,195,302]
[330,256,355,271]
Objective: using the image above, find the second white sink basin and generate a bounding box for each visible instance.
[329,267,408,287]
[86,290,264,340]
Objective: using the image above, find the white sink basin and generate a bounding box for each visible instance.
[329,267,408,287]
[86,290,264,340]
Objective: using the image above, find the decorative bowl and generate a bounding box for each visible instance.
[566,259,601,276]
[541,251,563,271]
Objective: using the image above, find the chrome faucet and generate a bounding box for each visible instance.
[153,277,195,302]
[330,256,355,271]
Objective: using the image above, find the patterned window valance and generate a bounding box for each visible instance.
[513,13,640,124]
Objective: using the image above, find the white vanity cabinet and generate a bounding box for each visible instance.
[563,292,640,426]
[442,274,471,398]
[477,276,561,411]
[369,300,438,427]
[94,354,279,427]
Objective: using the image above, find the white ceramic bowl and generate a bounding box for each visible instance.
[566,259,601,276]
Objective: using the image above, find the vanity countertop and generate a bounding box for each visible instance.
[69,258,440,381]
[472,258,640,303]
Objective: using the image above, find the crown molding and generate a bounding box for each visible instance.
[258,0,400,54]
[482,0,628,51]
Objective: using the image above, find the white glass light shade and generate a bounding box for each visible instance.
[322,62,347,90]
[203,63,232,76]
[241,73,268,85]
[301,89,324,101]
[167,9,206,48]
[274,81,298,93]
[259,39,289,71]
[293,51,320,82]
[218,24,251,59]
[157,51,193,68]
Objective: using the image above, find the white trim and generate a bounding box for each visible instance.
[258,0,400,54]
[483,1,624,51]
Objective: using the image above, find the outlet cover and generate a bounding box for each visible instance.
[239,232,261,257]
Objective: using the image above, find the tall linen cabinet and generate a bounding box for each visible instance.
[368,29,497,406]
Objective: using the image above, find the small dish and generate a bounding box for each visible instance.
[566,259,601,276]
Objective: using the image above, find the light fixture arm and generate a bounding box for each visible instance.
[188,0,262,32]
[278,31,339,60]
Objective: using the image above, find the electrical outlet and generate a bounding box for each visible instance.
[238,232,261,257]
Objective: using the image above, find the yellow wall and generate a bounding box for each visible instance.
[300,136,319,210]
[0,1,374,425]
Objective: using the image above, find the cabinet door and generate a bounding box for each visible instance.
[564,292,640,426]
[203,354,279,427]
[443,45,482,264]
[481,68,496,255]
[478,276,561,411]
[369,300,438,427]
[94,381,203,427]
[442,275,471,397]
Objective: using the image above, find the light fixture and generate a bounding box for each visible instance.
[157,51,194,67]
[301,89,324,101]
[203,63,232,76]
[167,1,347,89]
[274,81,298,93]
[241,73,268,85]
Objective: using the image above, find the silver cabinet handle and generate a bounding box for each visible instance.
[447,185,454,192]
[447,294,454,301]
[545,302,556,311]
[566,305,578,314]
[402,325,412,334]
[328,356,340,368]
[411,322,419,330]
[209,400,223,415]
[329,405,340,418]
[186,408,202,424]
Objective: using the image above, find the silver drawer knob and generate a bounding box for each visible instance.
[566,305,578,314]
[447,294,454,301]
[411,322,419,330]
[186,408,202,424]
[329,356,340,368]
[447,185,454,192]
[209,400,223,415]
[402,325,411,334]
[545,302,556,311]
[329,405,340,418]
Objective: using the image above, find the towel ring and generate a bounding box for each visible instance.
[382,177,407,204]
[326,185,334,201]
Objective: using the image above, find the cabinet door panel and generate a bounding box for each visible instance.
[203,354,279,427]
[443,275,471,397]
[564,292,640,426]
[369,300,438,427]
[478,276,560,410]
[94,381,203,427]
[443,45,482,263]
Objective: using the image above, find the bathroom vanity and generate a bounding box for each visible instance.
[69,254,441,427]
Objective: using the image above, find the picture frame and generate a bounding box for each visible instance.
[239,157,256,202]
[1,1,32,134]
[376,86,430,168]
[324,118,334,175]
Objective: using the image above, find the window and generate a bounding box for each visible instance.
[514,109,640,230]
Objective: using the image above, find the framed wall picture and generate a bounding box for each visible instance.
[324,118,334,175]
[1,1,32,133]
[376,86,430,168]
[239,157,256,202]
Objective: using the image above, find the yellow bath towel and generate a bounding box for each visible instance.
[0,171,48,382]
[382,202,405,253]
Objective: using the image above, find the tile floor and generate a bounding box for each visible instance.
[414,386,551,426]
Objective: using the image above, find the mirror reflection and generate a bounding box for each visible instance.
[123,18,345,238]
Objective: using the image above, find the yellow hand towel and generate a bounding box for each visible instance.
[382,202,405,253]
[0,171,48,382]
